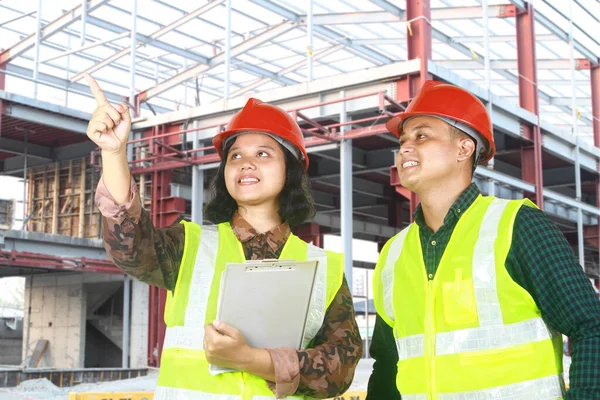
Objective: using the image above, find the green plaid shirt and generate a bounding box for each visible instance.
[367,183,600,400]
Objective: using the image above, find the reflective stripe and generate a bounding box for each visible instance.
[163,226,219,350]
[396,334,425,361]
[163,325,204,350]
[438,375,563,400]
[302,244,328,349]
[155,386,241,400]
[402,395,428,400]
[436,317,552,356]
[472,198,507,327]
[382,228,410,323]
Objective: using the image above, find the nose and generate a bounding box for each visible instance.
[240,159,256,171]
[400,142,415,154]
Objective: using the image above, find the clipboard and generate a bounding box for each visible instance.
[210,259,318,373]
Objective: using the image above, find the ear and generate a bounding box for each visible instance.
[457,137,475,162]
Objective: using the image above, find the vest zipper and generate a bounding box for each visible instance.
[425,279,436,400]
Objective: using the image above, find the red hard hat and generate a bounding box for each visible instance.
[385,80,496,164]
[212,98,309,170]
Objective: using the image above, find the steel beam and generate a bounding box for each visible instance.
[504,96,592,106]
[592,65,600,150]
[453,33,558,44]
[400,0,432,216]
[437,59,591,70]
[516,3,544,208]
[309,11,400,25]
[0,138,51,160]
[3,100,89,134]
[138,21,296,102]
[230,44,344,98]
[0,10,36,27]
[508,1,597,63]
[0,0,109,64]
[3,64,171,114]
[251,0,391,66]
[0,59,4,139]
[340,90,353,289]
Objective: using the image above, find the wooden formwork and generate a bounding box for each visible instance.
[0,198,15,229]
[26,158,102,238]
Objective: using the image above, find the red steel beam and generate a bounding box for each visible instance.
[0,250,122,274]
[0,54,5,138]
[396,0,432,218]
[591,64,600,271]
[592,64,600,153]
[516,3,544,209]
[591,64,600,274]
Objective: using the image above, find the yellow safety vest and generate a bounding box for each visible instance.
[373,196,565,400]
[155,221,344,400]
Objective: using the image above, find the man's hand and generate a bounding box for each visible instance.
[85,73,131,155]
[204,320,254,370]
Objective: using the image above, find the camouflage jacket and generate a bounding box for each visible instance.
[95,177,363,398]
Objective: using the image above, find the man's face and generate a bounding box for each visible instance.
[395,116,462,192]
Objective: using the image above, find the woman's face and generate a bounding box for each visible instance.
[224,133,287,209]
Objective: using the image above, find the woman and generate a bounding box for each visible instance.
[86,73,363,399]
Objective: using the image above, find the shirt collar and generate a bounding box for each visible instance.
[230,211,290,252]
[413,183,481,230]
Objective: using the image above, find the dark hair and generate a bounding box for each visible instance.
[204,138,316,227]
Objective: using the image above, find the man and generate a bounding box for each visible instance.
[367,80,600,399]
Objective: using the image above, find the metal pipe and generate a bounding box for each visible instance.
[24,275,34,364]
[224,0,232,99]
[43,32,129,64]
[65,27,71,107]
[22,130,28,230]
[80,0,88,47]
[191,121,205,224]
[365,271,369,358]
[483,0,495,196]
[568,1,585,269]
[122,276,131,368]
[32,0,42,99]
[128,0,138,163]
[0,10,36,27]
[339,90,353,292]
[307,0,314,82]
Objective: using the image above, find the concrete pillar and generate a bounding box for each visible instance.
[129,279,149,368]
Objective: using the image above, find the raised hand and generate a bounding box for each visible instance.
[85,73,131,155]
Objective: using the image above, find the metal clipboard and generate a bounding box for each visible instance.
[216,259,319,350]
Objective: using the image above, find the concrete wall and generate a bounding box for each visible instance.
[129,279,149,368]
[23,274,87,368]
[21,272,152,369]
[22,273,125,368]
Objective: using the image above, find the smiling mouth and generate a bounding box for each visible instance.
[239,177,259,184]
[402,161,420,169]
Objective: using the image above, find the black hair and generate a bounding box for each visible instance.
[204,138,316,227]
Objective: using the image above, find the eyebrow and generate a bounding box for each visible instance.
[400,124,433,139]
[230,144,277,152]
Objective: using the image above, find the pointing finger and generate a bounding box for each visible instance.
[84,73,109,107]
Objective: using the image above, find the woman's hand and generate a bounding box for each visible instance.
[85,73,131,155]
[204,320,254,370]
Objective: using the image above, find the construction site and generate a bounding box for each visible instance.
[0,0,598,398]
